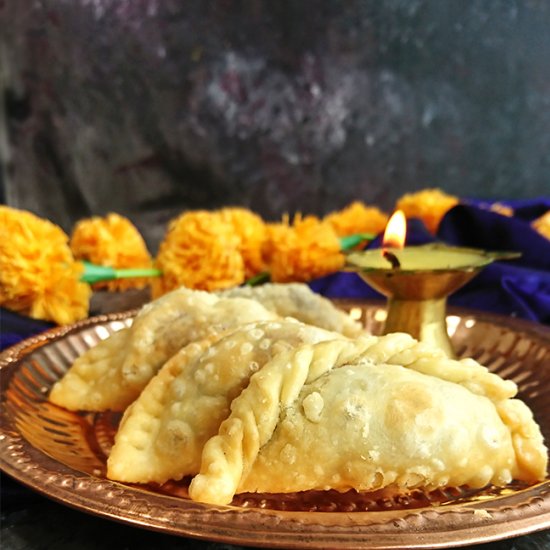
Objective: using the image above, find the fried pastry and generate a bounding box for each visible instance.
[189,334,547,505]
[107,319,358,484]
[218,283,363,337]
[49,288,279,411]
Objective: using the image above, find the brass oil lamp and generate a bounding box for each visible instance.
[346,211,519,357]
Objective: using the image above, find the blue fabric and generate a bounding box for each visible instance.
[0,309,54,352]
[311,198,550,326]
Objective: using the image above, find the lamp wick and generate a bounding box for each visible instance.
[382,249,401,269]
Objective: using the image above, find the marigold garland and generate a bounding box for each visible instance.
[70,213,153,291]
[396,188,459,234]
[219,207,267,278]
[263,214,344,283]
[3,190,544,320]
[0,206,91,324]
[324,201,388,237]
[152,210,245,297]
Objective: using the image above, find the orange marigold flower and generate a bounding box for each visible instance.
[532,210,550,240]
[152,210,245,297]
[324,201,388,237]
[0,206,91,325]
[264,214,344,283]
[396,188,459,234]
[219,207,267,278]
[70,213,153,291]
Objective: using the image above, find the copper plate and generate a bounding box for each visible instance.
[1,302,550,549]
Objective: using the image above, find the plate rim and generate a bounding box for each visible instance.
[1,303,550,549]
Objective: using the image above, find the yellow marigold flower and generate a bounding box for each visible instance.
[70,213,153,291]
[219,207,267,278]
[0,206,91,325]
[324,201,388,237]
[153,210,245,297]
[396,188,459,234]
[532,210,550,240]
[264,214,344,283]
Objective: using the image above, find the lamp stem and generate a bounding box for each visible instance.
[383,297,455,358]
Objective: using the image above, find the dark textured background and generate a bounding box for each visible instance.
[2,0,550,251]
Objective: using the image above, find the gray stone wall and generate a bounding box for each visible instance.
[2,0,549,250]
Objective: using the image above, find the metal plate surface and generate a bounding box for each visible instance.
[1,303,549,549]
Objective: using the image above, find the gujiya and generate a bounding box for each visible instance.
[49,287,547,506]
[50,283,360,411]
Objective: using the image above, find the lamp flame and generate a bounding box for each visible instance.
[383,210,407,249]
